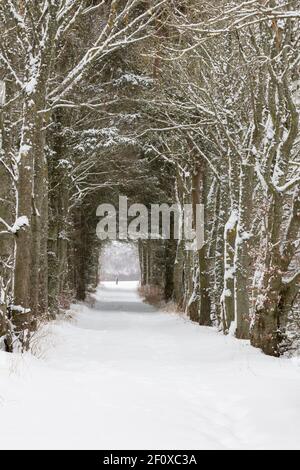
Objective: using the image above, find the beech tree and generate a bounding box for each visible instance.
[0,0,167,349]
[135,0,300,355]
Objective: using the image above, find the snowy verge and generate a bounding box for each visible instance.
[0,282,300,450]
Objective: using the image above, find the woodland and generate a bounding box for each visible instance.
[0,0,299,358]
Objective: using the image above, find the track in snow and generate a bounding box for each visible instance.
[0,281,300,450]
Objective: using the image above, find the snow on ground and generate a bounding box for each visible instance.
[1,281,300,450]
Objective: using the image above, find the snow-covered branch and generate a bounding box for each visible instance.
[0,216,29,236]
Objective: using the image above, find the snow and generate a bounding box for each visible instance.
[224,210,238,234]
[19,144,31,156]
[10,216,29,234]
[1,281,300,450]
[9,305,31,314]
[25,76,38,95]
[114,73,154,87]
[0,80,6,106]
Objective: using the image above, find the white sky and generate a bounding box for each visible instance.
[100,241,140,281]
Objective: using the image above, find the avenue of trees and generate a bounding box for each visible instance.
[0,0,299,357]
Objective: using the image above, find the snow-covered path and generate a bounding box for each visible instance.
[1,281,300,450]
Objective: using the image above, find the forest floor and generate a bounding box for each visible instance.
[1,281,300,450]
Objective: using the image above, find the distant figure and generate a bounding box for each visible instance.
[116,276,119,285]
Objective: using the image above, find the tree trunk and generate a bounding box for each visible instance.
[13,100,36,347]
[234,159,254,339]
